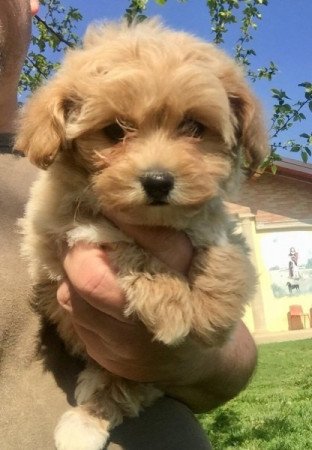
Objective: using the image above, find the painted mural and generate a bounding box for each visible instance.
[260,231,312,298]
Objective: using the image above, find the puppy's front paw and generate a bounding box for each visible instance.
[54,408,109,450]
[152,302,192,345]
[122,273,193,345]
[190,244,256,344]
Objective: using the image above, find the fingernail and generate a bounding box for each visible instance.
[57,281,73,312]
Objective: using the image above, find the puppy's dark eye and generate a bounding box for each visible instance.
[178,118,206,139]
[102,123,126,143]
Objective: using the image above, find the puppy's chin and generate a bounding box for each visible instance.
[104,203,202,229]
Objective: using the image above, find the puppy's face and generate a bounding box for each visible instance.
[73,70,234,226]
[16,20,268,227]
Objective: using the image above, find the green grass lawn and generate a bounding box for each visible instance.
[199,339,312,450]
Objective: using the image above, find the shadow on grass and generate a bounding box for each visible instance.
[207,408,247,447]
[252,416,295,441]
[206,407,295,449]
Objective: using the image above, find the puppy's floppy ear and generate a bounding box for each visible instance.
[15,84,67,169]
[229,88,268,171]
[222,69,269,172]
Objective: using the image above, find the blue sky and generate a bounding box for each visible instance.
[39,0,312,161]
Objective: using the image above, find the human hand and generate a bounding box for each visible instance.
[57,222,257,412]
[57,226,195,383]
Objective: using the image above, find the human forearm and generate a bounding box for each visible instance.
[117,230,257,412]
[0,0,39,133]
[0,92,18,132]
[59,239,257,414]
[163,321,257,413]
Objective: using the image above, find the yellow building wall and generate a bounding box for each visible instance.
[241,218,312,333]
[242,304,255,332]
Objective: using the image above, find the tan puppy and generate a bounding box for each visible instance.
[16,19,267,450]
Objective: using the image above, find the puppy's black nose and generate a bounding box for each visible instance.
[140,171,174,202]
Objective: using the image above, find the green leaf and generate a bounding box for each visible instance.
[301,151,308,164]
[290,144,301,152]
[271,164,277,175]
[298,82,312,89]
[305,91,312,100]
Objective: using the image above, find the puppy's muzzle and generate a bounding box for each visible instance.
[140,170,174,205]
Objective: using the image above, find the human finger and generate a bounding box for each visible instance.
[30,0,39,15]
[104,214,193,274]
[56,278,73,312]
[73,323,174,383]
[60,284,133,332]
[62,242,126,320]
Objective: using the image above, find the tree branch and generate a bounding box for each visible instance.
[26,55,49,79]
[34,15,75,48]
[270,99,309,139]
